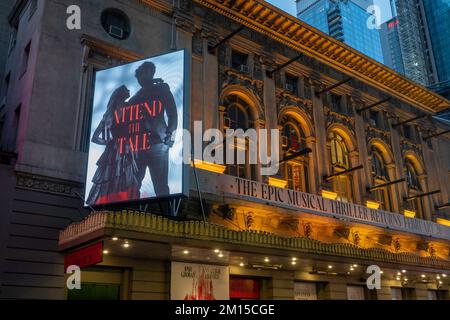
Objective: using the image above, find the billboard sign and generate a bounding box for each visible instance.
[85,50,188,206]
[170,262,230,300]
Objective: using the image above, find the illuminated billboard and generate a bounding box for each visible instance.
[85,50,188,207]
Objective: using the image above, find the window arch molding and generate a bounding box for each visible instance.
[278,106,314,138]
[327,123,357,153]
[278,111,313,192]
[219,85,265,125]
[368,138,394,168]
[368,141,396,212]
[326,124,358,203]
[403,151,428,220]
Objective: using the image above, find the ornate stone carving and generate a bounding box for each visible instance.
[192,30,204,56]
[211,204,235,221]
[392,238,402,253]
[325,107,356,135]
[174,12,196,34]
[303,222,313,239]
[279,217,299,232]
[351,230,361,246]
[219,68,265,118]
[366,125,391,146]
[244,212,255,229]
[253,54,263,80]
[276,89,313,122]
[400,138,422,156]
[16,173,82,198]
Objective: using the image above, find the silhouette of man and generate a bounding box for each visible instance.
[128,61,178,197]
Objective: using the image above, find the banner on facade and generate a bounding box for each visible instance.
[85,50,189,207]
[170,262,229,300]
[194,170,450,241]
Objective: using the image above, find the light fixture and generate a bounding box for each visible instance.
[350,267,354,271]
[327,265,333,269]
[103,250,109,254]
[291,261,297,265]
[439,281,443,285]
[404,278,408,281]
[436,218,450,227]
[292,257,297,261]
[218,253,224,258]
[239,262,245,267]
[380,271,384,274]
[421,274,426,278]
[264,257,270,263]
[404,210,416,218]
[322,190,338,200]
[112,237,119,241]
[397,272,402,276]
[214,249,220,253]
[401,270,407,273]
[353,264,358,268]
[436,275,441,280]
[123,242,130,248]
[366,200,380,210]
[442,274,447,278]
[396,277,401,281]
[183,250,189,255]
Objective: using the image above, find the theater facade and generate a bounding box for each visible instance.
[1,0,450,300]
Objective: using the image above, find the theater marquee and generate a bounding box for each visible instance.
[85,50,189,207]
[196,171,450,241]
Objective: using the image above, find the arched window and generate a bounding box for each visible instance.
[405,160,421,191]
[223,94,255,180]
[329,131,350,169]
[370,148,392,212]
[281,117,308,192]
[328,131,353,202]
[405,158,424,219]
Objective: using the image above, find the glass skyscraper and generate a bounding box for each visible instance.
[380,18,404,75]
[423,0,450,89]
[297,0,384,63]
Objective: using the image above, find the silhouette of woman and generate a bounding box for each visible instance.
[87,85,140,205]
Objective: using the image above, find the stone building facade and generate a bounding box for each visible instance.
[0,0,449,300]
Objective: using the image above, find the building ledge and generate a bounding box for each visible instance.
[59,211,450,270]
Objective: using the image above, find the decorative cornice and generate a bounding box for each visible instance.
[81,35,144,62]
[139,0,174,15]
[16,172,82,198]
[193,0,450,114]
[59,211,450,269]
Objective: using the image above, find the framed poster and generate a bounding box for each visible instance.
[170,262,229,300]
[294,282,318,300]
[85,50,189,207]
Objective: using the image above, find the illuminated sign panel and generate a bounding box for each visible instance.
[170,262,230,300]
[85,50,188,206]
